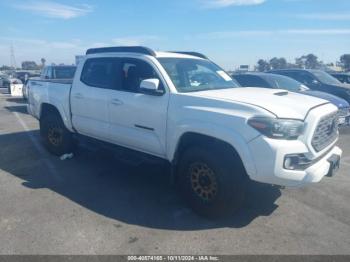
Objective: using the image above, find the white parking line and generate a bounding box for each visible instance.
[3,95,62,182]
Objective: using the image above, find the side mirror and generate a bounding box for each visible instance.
[140,78,163,96]
[299,84,309,91]
[311,79,320,85]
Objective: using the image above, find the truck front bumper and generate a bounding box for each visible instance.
[247,136,342,187]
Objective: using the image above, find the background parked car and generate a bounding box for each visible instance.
[41,65,76,80]
[0,75,22,93]
[14,71,30,84]
[14,71,40,84]
[329,72,350,84]
[23,66,76,100]
[0,74,10,88]
[269,69,350,104]
[233,72,350,125]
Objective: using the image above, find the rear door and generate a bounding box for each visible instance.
[70,57,118,140]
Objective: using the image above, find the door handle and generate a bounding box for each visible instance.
[74,93,84,99]
[111,98,123,106]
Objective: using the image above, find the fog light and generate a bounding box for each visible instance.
[284,154,312,170]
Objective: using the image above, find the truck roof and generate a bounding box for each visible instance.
[85,46,207,60]
[155,51,206,59]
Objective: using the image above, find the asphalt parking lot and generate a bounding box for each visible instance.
[0,88,350,255]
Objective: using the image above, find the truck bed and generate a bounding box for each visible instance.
[27,79,73,130]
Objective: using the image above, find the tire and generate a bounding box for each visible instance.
[40,113,74,156]
[177,146,247,218]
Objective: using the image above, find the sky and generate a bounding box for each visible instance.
[0,0,350,70]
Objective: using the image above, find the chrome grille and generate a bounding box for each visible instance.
[311,111,339,152]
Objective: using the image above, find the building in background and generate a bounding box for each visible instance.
[238,65,250,72]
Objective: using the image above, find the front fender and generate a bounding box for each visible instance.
[167,120,257,177]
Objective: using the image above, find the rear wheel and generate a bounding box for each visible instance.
[40,113,74,156]
[177,146,247,218]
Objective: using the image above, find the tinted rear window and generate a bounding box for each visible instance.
[54,67,76,79]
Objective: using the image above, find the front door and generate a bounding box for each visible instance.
[108,57,169,157]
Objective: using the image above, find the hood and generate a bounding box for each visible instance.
[192,87,329,119]
[326,82,350,90]
[303,90,349,109]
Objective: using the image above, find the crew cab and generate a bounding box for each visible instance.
[27,47,342,217]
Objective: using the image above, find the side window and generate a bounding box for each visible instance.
[341,76,348,83]
[289,72,314,85]
[81,58,119,89]
[119,58,163,93]
[236,75,269,87]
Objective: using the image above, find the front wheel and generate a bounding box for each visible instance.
[177,146,247,218]
[40,113,74,156]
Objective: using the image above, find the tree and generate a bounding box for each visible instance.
[257,59,270,72]
[295,57,305,68]
[269,57,287,70]
[340,54,350,71]
[0,65,12,71]
[286,62,297,69]
[40,58,46,68]
[21,61,39,70]
[295,54,320,69]
[305,54,319,69]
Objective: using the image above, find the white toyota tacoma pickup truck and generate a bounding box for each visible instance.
[27,46,342,217]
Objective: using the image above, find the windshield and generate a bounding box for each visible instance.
[265,74,307,92]
[312,70,341,85]
[158,58,239,92]
[55,67,76,79]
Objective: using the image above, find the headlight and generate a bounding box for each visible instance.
[248,117,305,140]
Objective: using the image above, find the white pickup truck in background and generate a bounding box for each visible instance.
[23,65,76,100]
[27,46,342,217]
